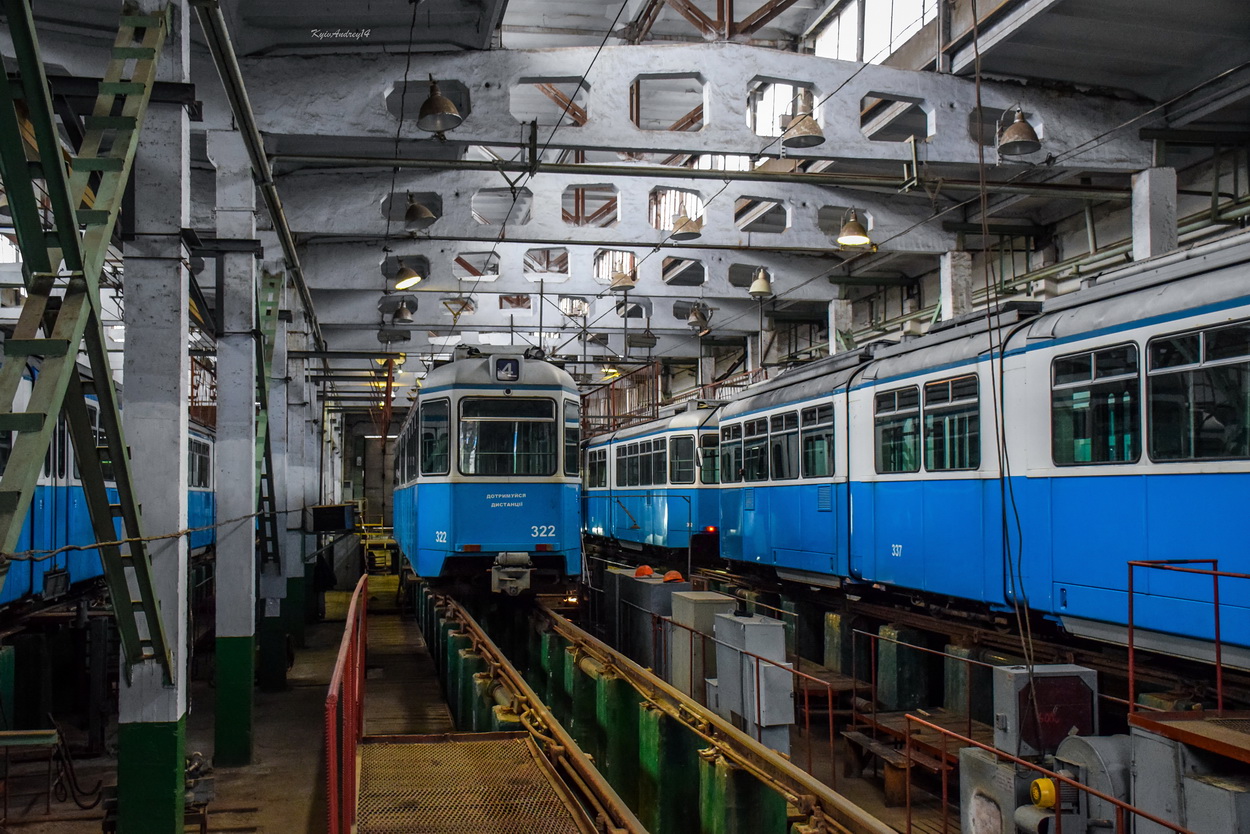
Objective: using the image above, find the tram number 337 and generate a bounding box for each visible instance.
[531,525,556,538]
[890,543,903,558]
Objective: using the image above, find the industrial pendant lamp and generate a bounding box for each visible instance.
[391,300,415,325]
[782,88,825,149]
[836,209,872,247]
[686,303,711,336]
[670,211,703,241]
[403,194,436,232]
[997,106,1041,157]
[748,267,773,299]
[417,75,463,133]
[609,270,637,293]
[394,259,423,290]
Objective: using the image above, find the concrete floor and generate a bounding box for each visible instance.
[6,613,349,833]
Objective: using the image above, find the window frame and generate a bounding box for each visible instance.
[457,396,557,477]
[1050,343,1142,467]
[800,403,835,479]
[670,434,696,484]
[874,385,921,474]
[922,374,981,472]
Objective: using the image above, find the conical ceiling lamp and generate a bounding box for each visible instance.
[391,300,415,324]
[394,259,423,290]
[748,267,773,299]
[836,209,872,247]
[403,194,437,232]
[670,211,703,241]
[782,88,825,149]
[609,270,637,293]
[417,75,463,133]
[686,304,711,336]
[997,107,1041,157]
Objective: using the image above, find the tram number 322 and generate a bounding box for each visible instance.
[531,526,556,538]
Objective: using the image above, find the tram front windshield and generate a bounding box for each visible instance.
[459,398,557,476]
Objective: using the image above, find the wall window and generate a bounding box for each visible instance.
[564,401,580,476]
[700,434,720,484]
[875,387,920,473]
[459,398,557,476]
[769,412,799,480]
[587,448,607,488]
[1052,345,1140,465]
[742,418,769,481]
[1148,323,1250,461]
[924,375,980,471]
[720,424,743,483]
[421,399,450,474]
[801,404,834,478]
[670,435,696,484]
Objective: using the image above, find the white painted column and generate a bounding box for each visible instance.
[828,298,852,354]
[1131,167,1178,261]
[939,251,973,321]
[117,0,190,825]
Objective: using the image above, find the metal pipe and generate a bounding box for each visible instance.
[272,154,1133,201]
[190,0,326,354]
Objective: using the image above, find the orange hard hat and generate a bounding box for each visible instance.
[662,570,684,583]
[634,565,654,577]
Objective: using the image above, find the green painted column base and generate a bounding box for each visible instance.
[258,615,288,692]
[491,705,523,732]
[596,673,640,809]
[286,574,308,648]
[699,751,789,834]
[118,715,186,834]
[214,636,254,767]
[639,703,701,834]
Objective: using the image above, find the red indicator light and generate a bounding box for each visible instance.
[536,544,552,552]
[462,544,481,552]
[703,526,718,534]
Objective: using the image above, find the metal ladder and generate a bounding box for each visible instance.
[0,2,174,682]
[255,271,283,567]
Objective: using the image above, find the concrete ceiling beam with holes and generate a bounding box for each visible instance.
[247,42,1152,171]
[277,169,957,254]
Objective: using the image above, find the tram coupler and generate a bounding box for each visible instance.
[491,552,533,596]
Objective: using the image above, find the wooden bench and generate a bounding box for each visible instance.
[841,729,948,807]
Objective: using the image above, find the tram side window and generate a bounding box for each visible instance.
[742,418,769,481]
[95,407,115,482]
[421,399,450,475]
[1052,345,1140,465]
[720,424,743,483]
[700,434,720,484]
[0,430,10,474]
[587,449,607,488]
[459,398,555,476]
[406,423,418,481]
[615,446,627,487]
[801,404,834,478]
[670,435,695,484]
[627,442,641,486]
[924,375,980,471]
[1148,323,1250,460]
[769,412,799,480]
[652,438,667,486]
[188,437,212,489]
[564,401,580,476]
[875,387,920,473]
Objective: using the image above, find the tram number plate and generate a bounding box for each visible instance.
[434,531,447,543]
[890,543,903,558]
[531,525,556,538]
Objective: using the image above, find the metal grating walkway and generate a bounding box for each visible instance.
[357,733,592,834]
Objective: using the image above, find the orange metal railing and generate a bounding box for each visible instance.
[324,575,369,834]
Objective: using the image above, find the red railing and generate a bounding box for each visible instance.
[901,715,1194,834]
[666,367,768,406]
[1126,559,1250,716]
[325,575,369,834]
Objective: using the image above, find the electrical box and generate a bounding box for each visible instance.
[713,612,792,755]
[670,592,736,698]
[302,503,356,533]
[959,746,1033,834]
[618,574,690,670]
[992,664,1097,757]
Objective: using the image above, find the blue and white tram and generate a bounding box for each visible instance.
[393,351,581,594]
[584,404,721,557]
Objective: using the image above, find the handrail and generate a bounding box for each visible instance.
[324,574,369,834]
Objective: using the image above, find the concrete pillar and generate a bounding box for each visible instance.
[939,251,973,320]
[1131,167,1178,260]
[639,703,701,834]
[827,298,852,354]
[118,2,190,827]
[259,298,291,690]
[206,129,257,767]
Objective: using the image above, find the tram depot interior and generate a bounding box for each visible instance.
[1,0,1250,832]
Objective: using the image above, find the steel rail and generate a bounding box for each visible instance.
[537,603,896,834]
[435,594,646,834]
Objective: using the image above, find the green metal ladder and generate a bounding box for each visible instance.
[0,2,174,682]
[255,272,283,567]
